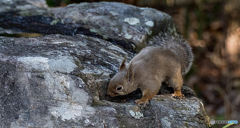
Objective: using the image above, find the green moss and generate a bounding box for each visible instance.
[102,35,108,39]
[90,29,108,40]
[90,28,101,34]
[50,19,59,25]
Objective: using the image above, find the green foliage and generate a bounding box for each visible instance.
[222,123,234,128]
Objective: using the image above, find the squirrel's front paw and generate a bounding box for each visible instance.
[171,93,185,99]
[135,99,148,107]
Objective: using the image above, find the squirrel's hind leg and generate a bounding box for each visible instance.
[169,72,184,99]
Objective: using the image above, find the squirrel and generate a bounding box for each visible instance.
[107,33,194,106]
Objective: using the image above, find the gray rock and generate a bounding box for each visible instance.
[0,34,209,128]
[52,2,177,51]
[0,0,178,52]
[0,0,210,128]
[0,34,126,128]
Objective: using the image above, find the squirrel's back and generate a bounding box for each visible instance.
[148,33,194,74]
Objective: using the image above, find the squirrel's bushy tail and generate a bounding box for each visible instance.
[149,33,194,74]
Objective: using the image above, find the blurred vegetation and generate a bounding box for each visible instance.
[46,0,240,127]
[0,33,42,37]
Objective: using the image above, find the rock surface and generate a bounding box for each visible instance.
[0,0,210,128]
[0,0,177,52]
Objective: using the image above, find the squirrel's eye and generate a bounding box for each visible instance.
[116,86,123,91]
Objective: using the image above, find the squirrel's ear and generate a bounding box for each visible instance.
[127,63,134,84]
[119,57,126,70]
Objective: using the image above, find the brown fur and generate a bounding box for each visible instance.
[107,45,189,106]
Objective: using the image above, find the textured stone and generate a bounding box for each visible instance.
[0,0,178,52]
[0,34,125,128]
[0,0,210,128]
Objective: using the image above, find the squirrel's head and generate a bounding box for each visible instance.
[107,58,134,97]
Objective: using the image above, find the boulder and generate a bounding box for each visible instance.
[0,0,210,127]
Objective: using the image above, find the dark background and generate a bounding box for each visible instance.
[47,0,240,127]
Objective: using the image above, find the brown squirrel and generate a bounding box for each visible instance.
[107,34,194,106]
